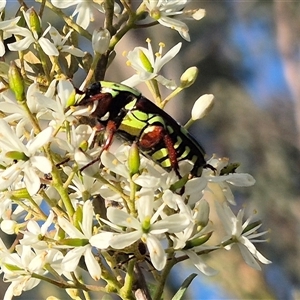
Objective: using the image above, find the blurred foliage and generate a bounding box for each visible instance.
[184,1,300,299]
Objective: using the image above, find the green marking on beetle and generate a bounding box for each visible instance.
[174,136,183,149]
[119,112,148,136]
[191,155,198,163]
[100,81,141,96]
[160,157,172,168]
[152,148,168,161]
[147,114,165,126]
[167,125,174,134]
[177,146,191,160]
[125,99,138,110]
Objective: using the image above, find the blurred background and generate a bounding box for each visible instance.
[2,1,300,299]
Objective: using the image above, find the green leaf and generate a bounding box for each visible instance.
[171,273,198,300]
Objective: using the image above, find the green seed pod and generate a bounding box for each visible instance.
[28,7,42,37]
[8,61,25,102]
[128,142,140,176]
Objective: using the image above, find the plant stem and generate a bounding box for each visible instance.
[153,255,176,300]
[120,259,135,299]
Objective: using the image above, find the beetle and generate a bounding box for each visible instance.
[76,81,207,177]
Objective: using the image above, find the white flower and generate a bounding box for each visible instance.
[57,200,111,280]
[122,39,181,89]
[0,17,21,56]
[107,188,190,271]
[62,165,103,202]
[2,245,47,300]
[183,176,208,206]
[216,201,271,270]
[6,10,58,56]
[101,149,132,179]
[169,199,217,276]
[56,124,95,157]
[203,156,256,205]
[51,0,120,29]
[20,211,55,249]
[0,120,53,195]
[0,82,52,137]
[35,80,77,126]
[48,26,85,57]
[144,0,205,41]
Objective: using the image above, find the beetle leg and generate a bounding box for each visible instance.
[163,133,181,178]
[80,120,117,172]
[139,125,181,178]
[102,120,117,150]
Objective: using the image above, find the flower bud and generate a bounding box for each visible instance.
[92,28,110,55]
[28,7,42,37]
[195,199,210,227]
[8,61,25,102]
[1,220,17,235]
[128,142,140,176]
[184,232,212,249]
[191,94,214,120]
[180,66,198,88]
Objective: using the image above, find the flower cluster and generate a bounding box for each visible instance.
[0,1,270,299]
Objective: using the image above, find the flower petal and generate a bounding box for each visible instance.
[146,234,166,271]
[109,231,141,249]
[39,37,59,56]
[107,207,140,229]
[152,214,190,234]
[27,126,53,153]
[90,232,113,249]
[84,248,101,280]
[62,246,87,272]
[186,250,218,276]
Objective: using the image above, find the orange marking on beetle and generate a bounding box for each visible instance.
[139,126,164,149]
